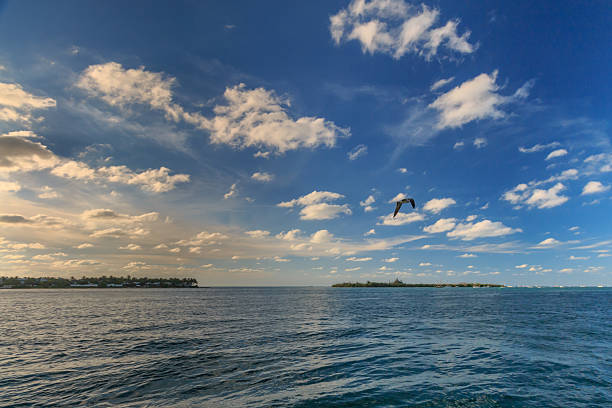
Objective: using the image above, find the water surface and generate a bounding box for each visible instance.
[1,287,610,407]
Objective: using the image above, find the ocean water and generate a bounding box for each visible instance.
[0,287,610,407]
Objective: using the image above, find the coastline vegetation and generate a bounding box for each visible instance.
[0,275,198,289]
[332,279,504,288]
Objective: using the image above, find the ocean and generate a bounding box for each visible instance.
[1,287,610,407]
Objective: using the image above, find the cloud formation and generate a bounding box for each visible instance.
[0,82,56,124]
[446,219,521,241]
[423,198,455,214]
[581,181,609,195]
[278,190,351,220]
[209,84,349,154]
[503,182,569,209]
[330,0,475,60]
[429,71,531,129]
[348,144,368,160]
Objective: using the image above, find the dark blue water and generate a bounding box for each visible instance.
[0,287,610,407]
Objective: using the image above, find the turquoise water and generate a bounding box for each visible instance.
[1,287,610,407]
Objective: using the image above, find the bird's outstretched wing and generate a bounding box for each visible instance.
[409,198,416,209]
[393,201,402,217]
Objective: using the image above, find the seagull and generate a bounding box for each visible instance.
[393,198,416,217]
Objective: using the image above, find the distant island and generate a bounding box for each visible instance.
[0,275,198,289]
[333,279,504,288]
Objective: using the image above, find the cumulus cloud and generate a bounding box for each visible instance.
[581,181,609,195]
[119,243,141,251]
[458,253,477,258]
[502,182,569,209]
[251,172,274,182]
[0,133,189,192]
[453,141,465,150]
[77,62,209,129]
[364,228,376,236]
[378,211,425,226]
[310,229,334,243]
[330,0,475,60]
[532,238,561,248]
[276,229,302,241]
[518,142,561,153]
[348,144,368,160]
[423,198,455,214]
[383,257,399,262]
[0,82,56,124]
[423,218,456,233]
[278,190,351,220]
[446,219,521,241]
[208,84,349,154]
[545,149,568,160]
[360,194,376,212]
[245,230,270,238]
[429,71,531,129]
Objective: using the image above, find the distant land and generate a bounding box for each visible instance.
[333,279,504,288]
[0,276,198,289]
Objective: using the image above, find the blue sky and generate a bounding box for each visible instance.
[0,0,611,285]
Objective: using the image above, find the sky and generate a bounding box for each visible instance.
[0,0,611,286]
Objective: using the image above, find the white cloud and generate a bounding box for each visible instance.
[419,262,432,266]
[423,198,455,214]
[278,190,351,220]
[209,84,349,154]
[74,243,94,249]
[446,219,521,241]
[330,1,475,60]
[473,137,487,149]
[585,153,612,173]
[360,194,376,212]
[545,149,568,160]
[518,142,561,153]
[378,211,425,225]
[0,82,56,124]
[119,243,141,251]
[533,238,561,248]
[458,253,477,258]
[346,256,372,262]
[453,141,465,150]
[251,172,274,182]
[465,215,477,222]
[429,71,531,129]
[569,255,589,260]
[0,133,188,192]
[431,77,455,91]
[364,228,376,236]
[389,193,409,203]
[245,230,270,238]
[224,183,238,199]
[345,267,361,272]
[77,62,209,129]
[398,168,408,173]
[348,144,368,160]
[276,229,302,241]
[310,229,334,243]
[383,257,399,262]
[503,182,569,209]
[581,181,609,195]
[423,217,456,233]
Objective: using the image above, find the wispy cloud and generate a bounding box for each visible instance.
[348,144,368,160]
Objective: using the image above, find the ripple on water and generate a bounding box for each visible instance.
[0,287,611,407]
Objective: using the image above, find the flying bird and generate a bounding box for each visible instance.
[393,198,416,217]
